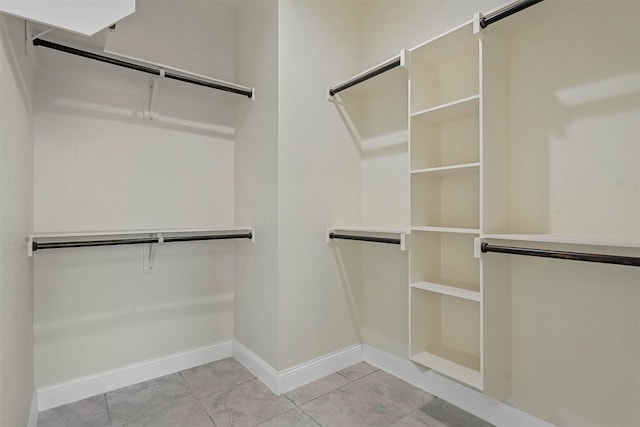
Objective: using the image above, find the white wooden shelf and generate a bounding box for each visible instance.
[411,226,480,235]
[410,95,479,123]
[411,163,480,177]
[482,234,640,249]
[411,349,482,390]
[411,281,481,302]
[28,226,255,256]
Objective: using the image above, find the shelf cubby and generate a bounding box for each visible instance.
[409,22,479,113]
[410,230,479,292]
[411,170,479,230]
[410,287,482,389]
[410,97,479,171]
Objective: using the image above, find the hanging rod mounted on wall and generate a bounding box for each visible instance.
[327,228,409,250]
[32,38,255,99]
[480,242,640,267]
[329,233,401,245]
[328,50,407,97]
[477,0,544,29]
[28,228,255,256]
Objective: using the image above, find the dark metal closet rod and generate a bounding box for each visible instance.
[480,0,544,28]
[329,232,401,246]
[32,233,253,252]
[329,56,402,97]
[32,38,254,98]
[480,242,640,267]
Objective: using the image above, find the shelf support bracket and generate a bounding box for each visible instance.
[473,12,485,34]
[145,69,164,120]
[474,237,482,259]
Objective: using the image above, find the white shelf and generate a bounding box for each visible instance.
[412,226,480,235]
[482,234,640,249]
[411,349,482,390]
[411,281,480,302]
[28,226,255,256]
[411,95,479,123]
[411,163,480,177]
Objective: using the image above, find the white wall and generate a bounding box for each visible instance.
[234,0,280,368]
[0,12,34,427]
[277,0,364,370]
[32,2,239,386]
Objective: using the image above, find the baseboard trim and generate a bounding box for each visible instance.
[27,389,38,427]
[37,340,233,411]
[232,340,362,395]
[362,344,555,427]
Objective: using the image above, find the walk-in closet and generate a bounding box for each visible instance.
[1,1,638,426]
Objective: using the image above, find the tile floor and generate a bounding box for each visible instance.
[37,359,495,427]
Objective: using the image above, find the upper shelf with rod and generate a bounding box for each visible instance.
[327,50,408,99]
[28,226,254,257]
[32,38,255,100]
[327,227,409,251]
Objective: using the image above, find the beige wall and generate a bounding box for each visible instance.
[32,2,238,386]
[276,0,364,370]
[0,12,34,427]
[234,0,280,368]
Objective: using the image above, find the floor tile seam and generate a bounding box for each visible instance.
[296,408,324,427]
[247,407,296,427]
[292,375,355,407]
[350,380,421,417]
[182,373,259,401]
[195,398,219,427]
[108,393,201,427]
[102,393,115,427]
[408,411,436,427]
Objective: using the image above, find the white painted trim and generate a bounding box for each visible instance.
[37,341,232,411]
[362,344,556,427]
[276,343,362,395]
[27,389,38,427]
[232,340,280,394]
[232,340,362,395]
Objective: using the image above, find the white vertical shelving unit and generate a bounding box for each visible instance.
[408,21,484,390]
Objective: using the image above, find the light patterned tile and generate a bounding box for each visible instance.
[416,397,495,427]
[337,362,379,381]
[256,408,320,427]
[355,370,434,414]
[180,357,255,399]
[37,395,110,427]
[105,373,195,426]
[285,373,350,406]
[391,415,433,427]
[200,378,296,427]
[409,410,448,427]
[301,382,404,427]
[120,401,214,427]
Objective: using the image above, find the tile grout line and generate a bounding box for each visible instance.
[195,398,219,427]
[103,393,114,427]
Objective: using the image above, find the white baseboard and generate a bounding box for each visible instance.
[27,389,38,427]
[362,344,555,427]
[37,341,232,411]
[232,340,362,395]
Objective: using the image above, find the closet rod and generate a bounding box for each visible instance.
[32,233,253,252]
[329,232,401,246]
[480,0,544,28]
[480,242,640,267]
[32,38,254,98]
[329,56,401,96]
